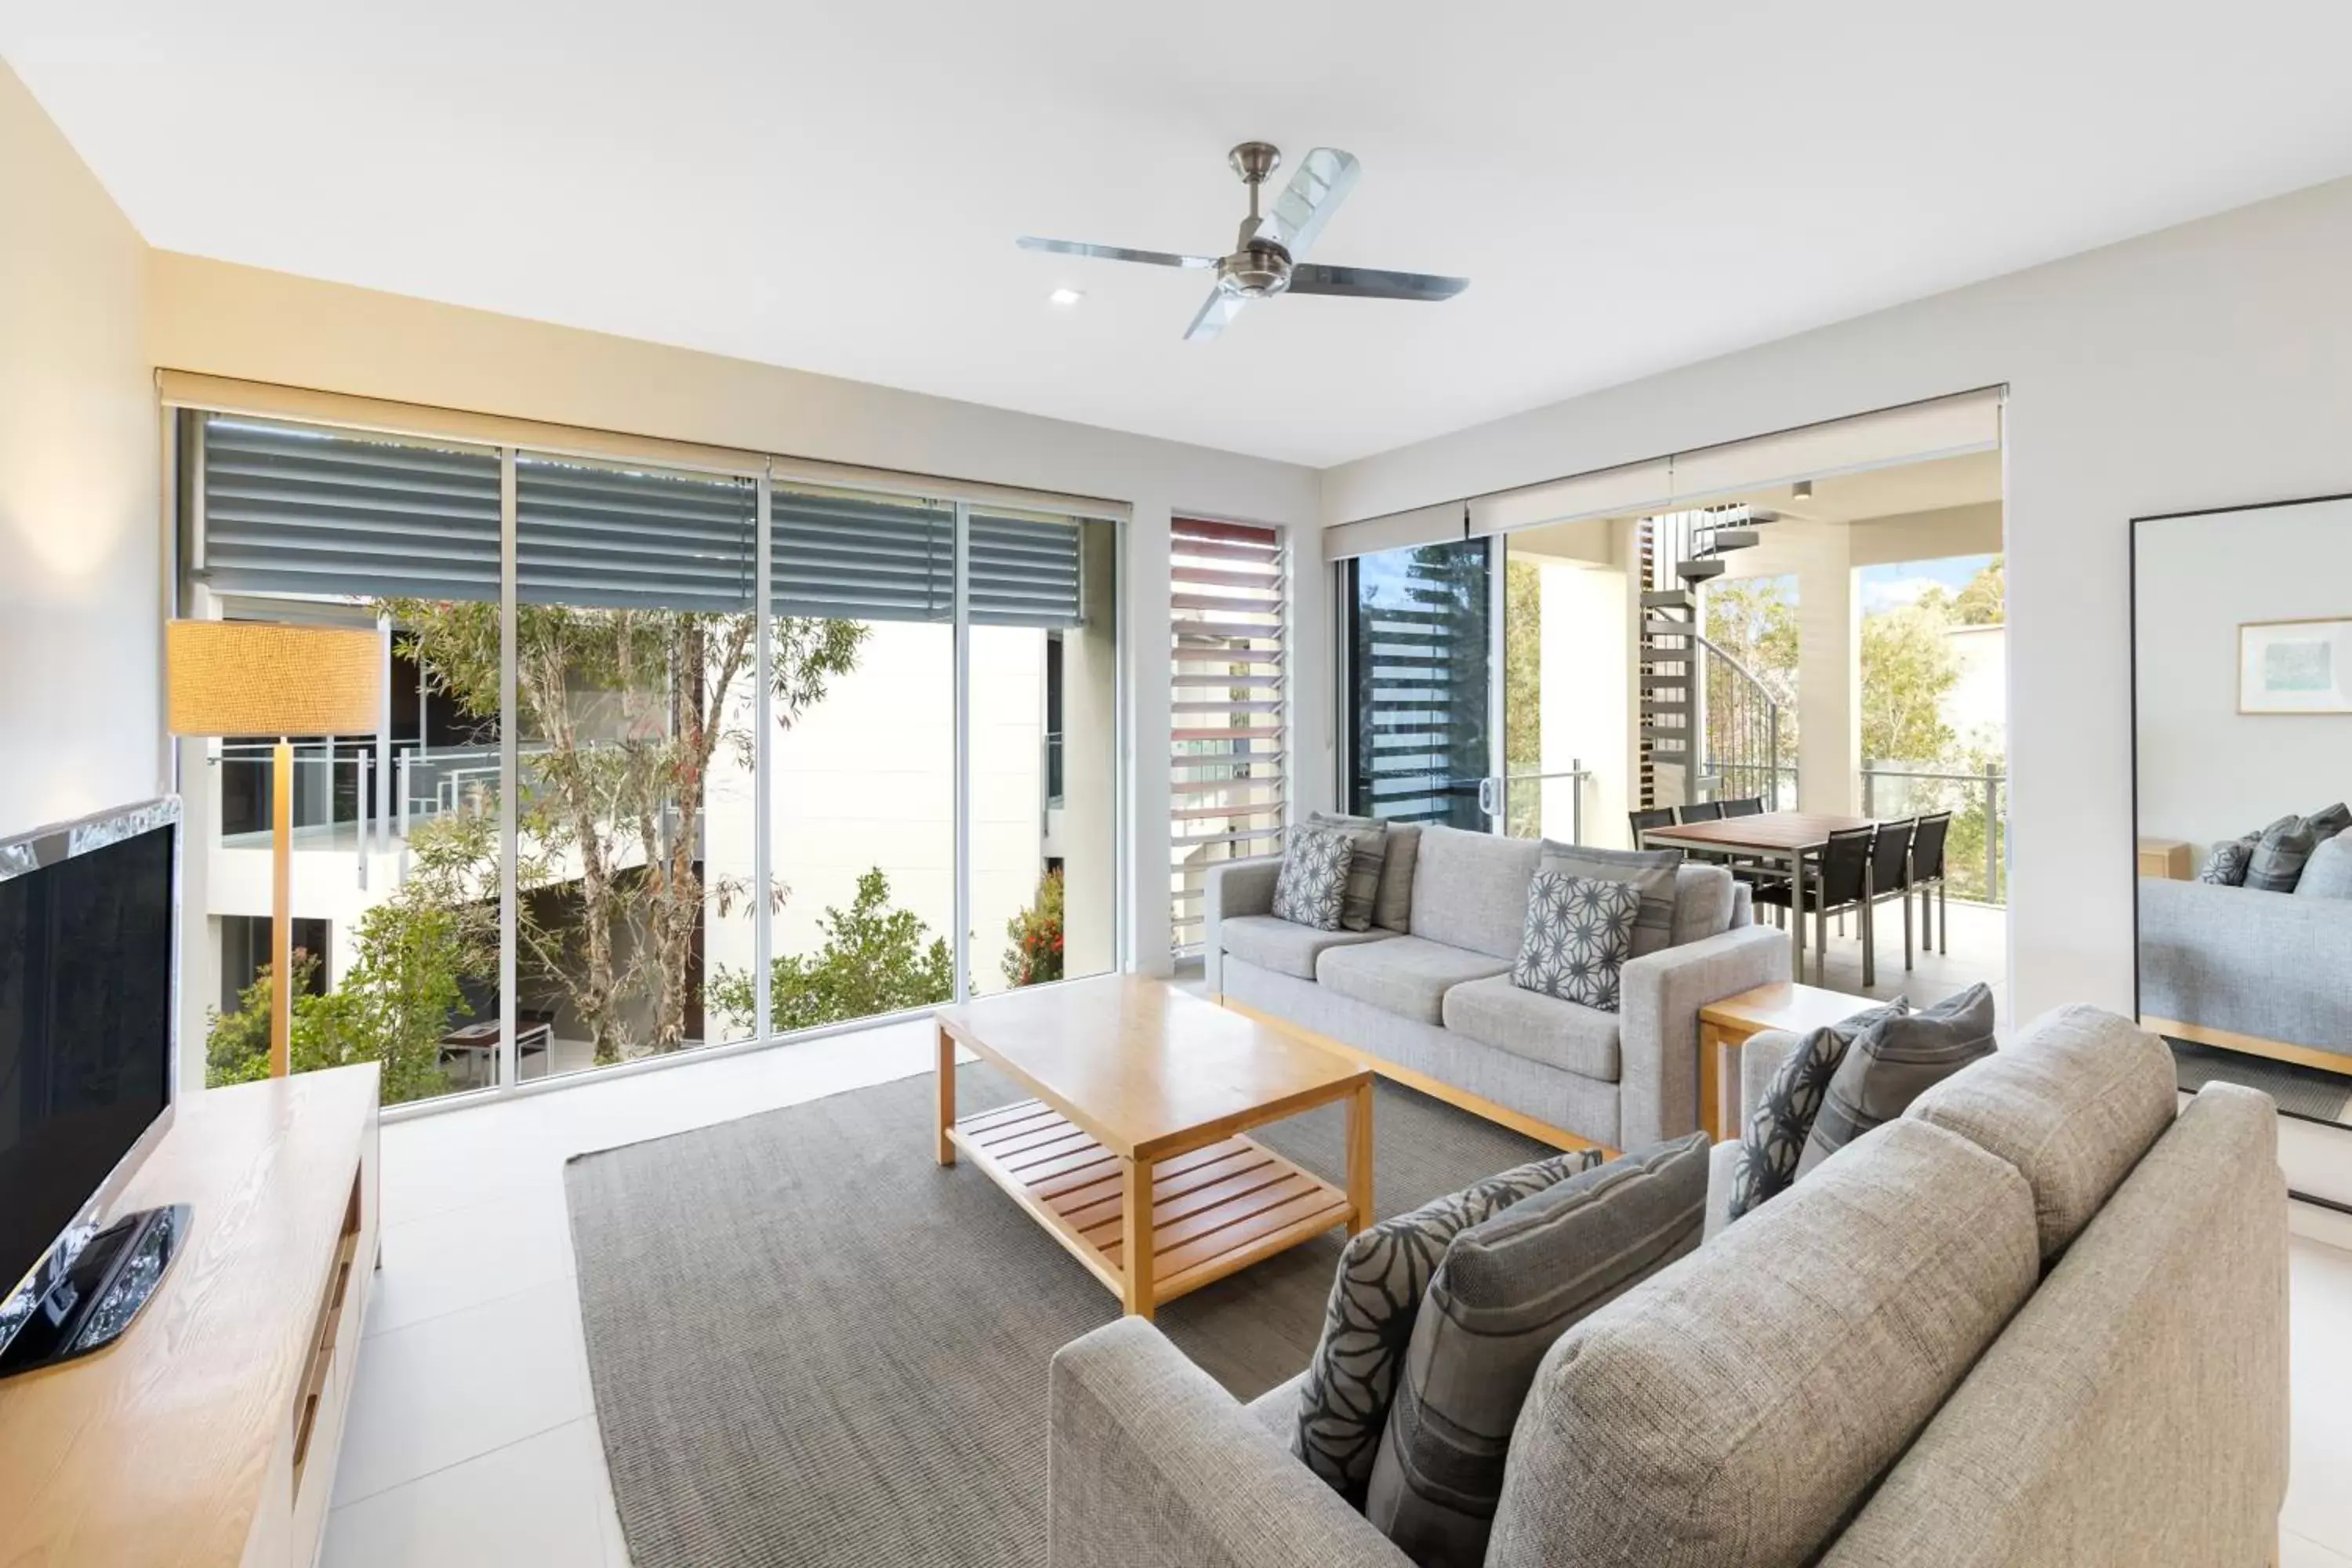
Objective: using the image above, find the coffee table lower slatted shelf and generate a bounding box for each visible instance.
[946,1098,1354,1307]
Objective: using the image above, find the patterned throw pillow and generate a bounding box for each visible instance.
[1512,871,1642,1011]
[1536,842,1685,958]
[1797,982,1998,1176]
[1292,1147,1606,1502]
[1272,826,1356,931]
[1364,1134,1711,1568]
[2197,840,2253,885]
[1724,1000,1907,1222]
[1308,811,1392,933]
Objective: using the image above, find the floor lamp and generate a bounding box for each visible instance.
[167,620,384,1079]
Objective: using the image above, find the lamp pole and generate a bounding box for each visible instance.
[272,737,293,1078]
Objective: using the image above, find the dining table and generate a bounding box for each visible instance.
[1637,810,1877,982]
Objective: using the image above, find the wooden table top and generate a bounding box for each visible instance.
[936,975,1370,1162]
[1700,980,1882,1034]
[1642,810,1876,853]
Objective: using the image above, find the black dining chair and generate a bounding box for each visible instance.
[1721,797,1766,817]
[1629,807,1677,845]
[1866,817,1918,978]
[1910,811,1954,954]
[1678,801,1725,824]
[1751,824,1875,985]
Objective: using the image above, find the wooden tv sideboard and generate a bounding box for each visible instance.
[0,1064,381,1567]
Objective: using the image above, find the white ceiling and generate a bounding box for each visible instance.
[8,2,2352,466]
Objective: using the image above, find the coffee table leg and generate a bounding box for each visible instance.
[1121,1156,1156,1319]
[1346,1080,1374,1236]
[935,1025,956,1167]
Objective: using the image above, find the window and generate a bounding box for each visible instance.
[175,408,1123,1109]
[1171,520,1284,957]
[1345,539,1494,829]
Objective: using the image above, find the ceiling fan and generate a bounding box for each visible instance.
[1018,142,1469,342]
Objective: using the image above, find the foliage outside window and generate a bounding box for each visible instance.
[1002,869,1065,988]
[709,868,953,1036]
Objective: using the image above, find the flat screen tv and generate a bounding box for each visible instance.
[0,798,182,1373]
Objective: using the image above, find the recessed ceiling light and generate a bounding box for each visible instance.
[1792,480,1814,500]
[1049,287,1084,307]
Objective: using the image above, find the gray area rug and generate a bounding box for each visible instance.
[565,1062,1551,1568]
[2169,1037,2352,1124]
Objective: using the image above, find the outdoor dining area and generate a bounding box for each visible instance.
[1634,803,1955,989]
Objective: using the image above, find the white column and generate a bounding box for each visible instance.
[1123,496,1174,975]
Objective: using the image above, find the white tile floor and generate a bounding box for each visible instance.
[323,1010,2352,1568]
[1769,894,2010,1018]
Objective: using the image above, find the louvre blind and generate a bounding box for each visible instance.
[517,456,756,612]
[769,491,1084,627]
[198,416,503,601]
[1171,518,1285,958]
[971,513,1083,629]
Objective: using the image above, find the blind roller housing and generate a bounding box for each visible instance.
[517,456,755,612]
[198,416,502,601]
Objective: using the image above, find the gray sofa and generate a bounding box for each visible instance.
[1047,1006,2290,1567]
[2139,874,2352,1058]
[1206,824,1788,1152]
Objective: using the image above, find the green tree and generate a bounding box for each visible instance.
[1860,603,1959,768]
[1002,868,1065,988]
[1952,555,2005,626]
[1704,574,1801,791]
[380,598,865,1062]
[1503,560,1543,836]
[709,868,953,1035]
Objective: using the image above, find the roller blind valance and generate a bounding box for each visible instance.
[198,416,503,601]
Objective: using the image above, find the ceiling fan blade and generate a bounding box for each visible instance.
[1254,147,1361,260]
[1287,263,1469,302]
[1184,288,1249,343]
[1017,237,1217,270]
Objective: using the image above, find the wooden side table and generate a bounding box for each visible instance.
[2137,837,2193,880]
[1697,982,1882,1142]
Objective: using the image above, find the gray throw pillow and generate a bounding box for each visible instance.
[1511,872,1640,1011]
[1364,1134,1710,1568]
[1292,1147,1606,1502]
[1798,982,1997,1175]
[1272,826,1355,931]
[1726,999,1908,1221]
[2245,818,2319,893]
[1308,811,1392,933]
[1374,822,1421,933]
[2197,840,2253,885]
[2296,827,2352,900]
[2304,801,2352,842]
[1536,842,1685,958]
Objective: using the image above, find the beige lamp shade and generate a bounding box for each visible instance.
[166,620,384,736]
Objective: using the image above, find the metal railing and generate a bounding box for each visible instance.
[1494,760,1592,844]
[1692,632,1791,810]
[1861,762,2008,906]
[213,739,521,885]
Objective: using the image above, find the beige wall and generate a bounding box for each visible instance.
[0,62,159,839]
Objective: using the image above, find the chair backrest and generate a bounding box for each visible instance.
[1629,807,1677,842]
[1679,801,1725,824]
[1817,825,1875,907]
[1721,797,1766,818]
[1911,811,1953,880]
[1871,817,1916,895]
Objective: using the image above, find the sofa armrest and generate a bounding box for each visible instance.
[1740,1027,1798,1120]
[1205,854,1284,998]
[1618,924,1791,1147]
[1702,1137,1741,1243]
[2137,877,2352,1053]
[1050,1319,1414,1568]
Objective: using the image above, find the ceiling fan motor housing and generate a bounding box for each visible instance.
[1218,240,1292,298]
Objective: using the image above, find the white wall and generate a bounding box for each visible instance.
[2136,501,2352,855]
[1321,174,2352,1022]
[0,62,158,839]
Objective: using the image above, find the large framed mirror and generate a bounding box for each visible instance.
[2132,494,2352,1132]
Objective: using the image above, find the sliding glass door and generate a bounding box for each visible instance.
[176,411,1120,1109]
[1345,539,1495,829]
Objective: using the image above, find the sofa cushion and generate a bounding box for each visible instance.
[1537,841,1685,958]
[1797,982,1997,1176]
[2295,826,2352,900]
[2197,839,2253,885]
[1441,975,1621,1081]
[1308,811,1390,932]
[1365,1134,1709,1568]
[1374,823,1421,933]
[1272,825,1356,931]
[1484,1118,2041,1568]
[1510,871,1640,1011]
[1726,998,1908,1221]
[1906,1003,2178,1261]
[2244,815,2318,893]
[1219,914,1395,982]
[1669,863,1737,948]
[1408,826,1543,960]
[1319,936,1512,1026]
[1292,1148,1607,1502]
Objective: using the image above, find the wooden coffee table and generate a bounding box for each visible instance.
[934,975,1374,1320]
[1697,981,1882,1141]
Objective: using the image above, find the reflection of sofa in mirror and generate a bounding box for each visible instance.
[2132,495,2352,1081]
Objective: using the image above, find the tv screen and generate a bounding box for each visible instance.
[0,820,176,1303]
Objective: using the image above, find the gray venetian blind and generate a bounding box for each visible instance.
[517,456,756,612]
[771,490,1085,627]
[198,416,503,601]
[970,513,1083,629]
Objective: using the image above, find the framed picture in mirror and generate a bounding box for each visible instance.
[2239,616,2352,715]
